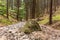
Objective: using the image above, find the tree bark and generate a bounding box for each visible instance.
[6,0,9,19]
[17,0,20,21]
[49,0,53,25]
[31,0,36,19]
[25,5,29,21]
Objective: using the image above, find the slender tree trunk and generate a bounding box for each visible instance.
[25,5,28,21]
[43,0,45,14]
[6,0,9,19]
[49,0,53,25]
[31,0,36,19]
[17,0,20,21]
[47,0,49,13]
[54,0,56,11]
[10,0,14,10]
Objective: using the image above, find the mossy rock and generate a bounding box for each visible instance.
[21,20,42,34]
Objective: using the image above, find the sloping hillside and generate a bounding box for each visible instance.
[0,15,17,26]
[39,7,60,25]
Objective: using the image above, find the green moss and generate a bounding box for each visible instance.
[53,15,60,20]
[38,18,48,24]
[0,19,13,25]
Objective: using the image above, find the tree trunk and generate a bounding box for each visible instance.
[10,0,14,10]
[31,0,36,19]
[6,0,9,19]
[49,0,53,25]
[17,0,20,21]
[47,0,49,13]
[25,5,29,21]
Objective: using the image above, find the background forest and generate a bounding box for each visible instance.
[0,0,60,27]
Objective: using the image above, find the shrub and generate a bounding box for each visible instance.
[21,20,42,34]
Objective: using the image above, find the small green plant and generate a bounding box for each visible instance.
[0,19,13,25]
[0,1,6,15]
[21,20,42,34]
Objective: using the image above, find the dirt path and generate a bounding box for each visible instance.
[39,25,60,40]
[0,22,60,40]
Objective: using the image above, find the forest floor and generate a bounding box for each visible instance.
[0,22,60,40]
[0,15,18,26]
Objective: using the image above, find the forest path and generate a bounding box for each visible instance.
[38,25,60,40]
[0,22,60,40]
[30,25,60,40]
